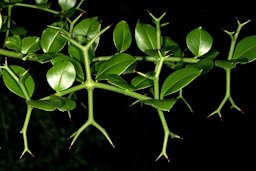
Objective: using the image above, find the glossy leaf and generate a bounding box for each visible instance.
[131,73,153,90]
[96,53,137,80]
[27,95,76,112]
[107,74,134,90]
[2,65,35,99]
[73,17,100,39]
[21,36,40,54]
[51,54,84,82]
[113,20,132,53]
[233,35,256,63]
[160,67,202,98]
[46,60,76,92]
[41,27,67,53]
[186,27,213,57]
[5,35,21,52]
[68,44,84,63]
[143,99,177,112]
[58,0,76,11]
[135,21,162,53]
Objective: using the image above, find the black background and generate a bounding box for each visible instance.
[2,0,256,170]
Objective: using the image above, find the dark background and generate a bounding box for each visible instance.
[1,0,256,170]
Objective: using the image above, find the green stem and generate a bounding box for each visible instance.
[13,3,60,15]
[0,48,23,58]
[20,105,34,158]
[94,82,150,101]
[92,55,199,63]
[2,64,34,158]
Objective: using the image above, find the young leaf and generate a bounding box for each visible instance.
[160,67,202,98]
[2,65,35,99]
[46,60,76,92]
[186,27,213,57]
[233,35,256,63]
[41,27,67,53]
[113,20,132,53]
[96,53,137,80]
[135,21,162,53]
[143,99,177,112]
[58,0,76,11]
[131,73,153,90]
[107,74,134,90]
[5,35,21,52]
[21,36,40,54]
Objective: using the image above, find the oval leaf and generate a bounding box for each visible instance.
[41,27,67,53]
[113,20,132,53]
[135,21,162,53]
[186,27,213,57]
[21,36,40,54]
[46,60,76,92]
[50,54,84,82]
[160,68,202,98]
[58,0,76,11]
[2,65,35,99]
[5,35,21,52]
[73,17,100,37]
[233,35,256,63]
[96,53,137,80]
[143,99,177,112]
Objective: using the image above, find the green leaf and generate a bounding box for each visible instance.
[10,27,27,37]
[113,20,132,53]
[35,0,48,4]
[186,59,214,75]
[131,73,153,90]
[21,36,40,54]
[46,60,76,92]
[160,67,202,98]
[107,74,134,90]
[143,99,177,112]
[233,35,256,63]
[186,27,213,57]
[5,35,21,52]
[51,54,84,82]
[2,65,35,99]
[215,58,248,69]
[58,0,76,11]
[27,97,61,111]
[96,53,137,80]
[135,21,162,53]
[41,26,67,53]
[68,44,83,63]
[73,17,101,54]
[27,95,76,112]
[73,17,101,39]
[162,36,183,57]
